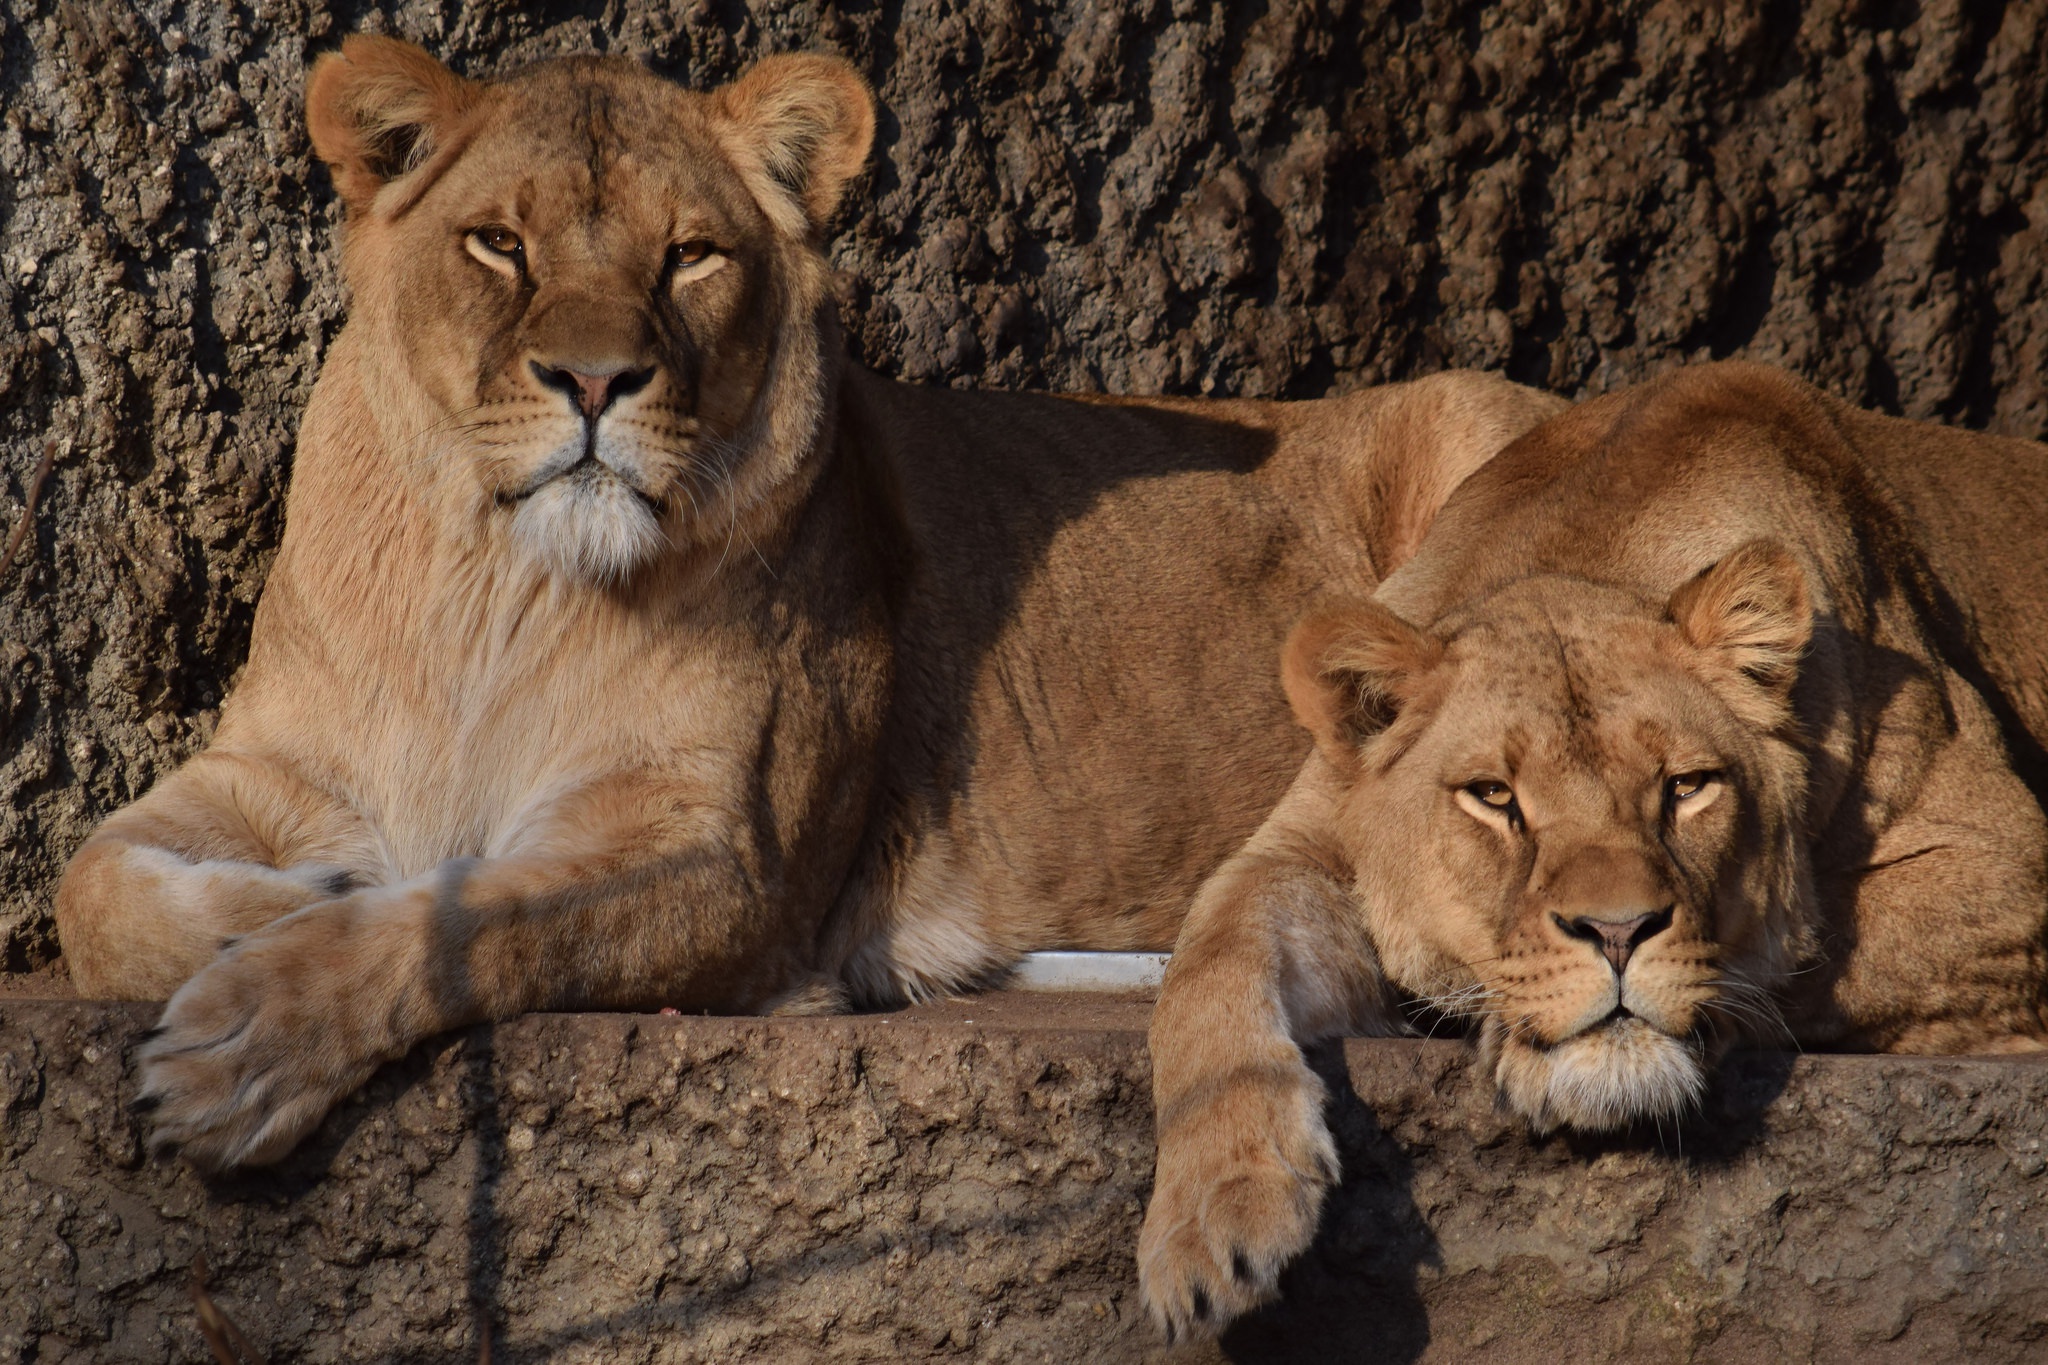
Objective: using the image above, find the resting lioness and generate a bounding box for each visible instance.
[51,38,1560,1168]
[1139,360,2048,1336]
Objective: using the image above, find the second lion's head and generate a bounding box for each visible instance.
[1286,542,1817,1132]
[306,37,874,584]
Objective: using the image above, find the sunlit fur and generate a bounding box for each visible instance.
[1144,362,2048,1340]
[460,330,767,585]
[1489,1016,1708,1133]
[509,467,666,584]
[284,40,863,595]
[52,41,881,1167]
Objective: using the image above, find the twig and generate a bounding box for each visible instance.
[0,438,56,587]
[189,1253,269,1365]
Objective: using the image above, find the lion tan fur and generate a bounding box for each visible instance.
[1141,361,2048,1337]
[51,38,1562,1169]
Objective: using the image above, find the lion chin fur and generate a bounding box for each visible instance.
[509,474,667,585]
[1488,1019,1709,1134]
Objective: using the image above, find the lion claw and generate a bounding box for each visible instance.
[1138,1061,1338,1339]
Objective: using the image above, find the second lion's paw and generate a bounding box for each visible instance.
[1137,1059,1338,1341]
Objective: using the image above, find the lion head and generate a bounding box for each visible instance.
[1284,541,1818,1131]
[305,37,874,584]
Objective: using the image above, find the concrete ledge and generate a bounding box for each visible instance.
[2,996,2045,1363]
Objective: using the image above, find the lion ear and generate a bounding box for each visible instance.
[307,35,480,216]
[1281,599,1444,770]
[1668,539,1812,694]
[713,53,875,240]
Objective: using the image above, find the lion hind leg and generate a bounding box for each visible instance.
[1335,371,1569,577]
[1820,732,2048,1053]
[763,973,850,1016]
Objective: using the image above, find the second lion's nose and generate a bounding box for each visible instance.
[1558,907,1673,976]
[530,361,654,419]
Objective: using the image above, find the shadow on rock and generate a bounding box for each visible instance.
[1213,1041,1799,1363]
[1219,1040,1435,1364]
[1548,1046,1800,1170]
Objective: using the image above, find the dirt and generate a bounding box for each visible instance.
[3,997,2045,1362]
[3,0,2047,968]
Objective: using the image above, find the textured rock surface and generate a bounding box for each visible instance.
[4,0,2048,966]
[2,995,2045,1363]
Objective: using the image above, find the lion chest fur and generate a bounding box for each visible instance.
[200,332,859,888]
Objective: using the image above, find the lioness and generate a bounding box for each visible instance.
[1140,360,2048,1337]
[52,37,1561,1169]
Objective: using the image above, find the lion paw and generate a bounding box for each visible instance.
[1138,1061,1338,1341]
[133,904,395,1170]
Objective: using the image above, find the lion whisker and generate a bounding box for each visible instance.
[1699,976,1797,1046]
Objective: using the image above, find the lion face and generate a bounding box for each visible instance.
[1284,542,1815,1131]
[370,76,781,584]
[306,39,874,584]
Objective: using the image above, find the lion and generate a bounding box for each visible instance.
[50,37,1563,1170]
[1139,360,2048,1338]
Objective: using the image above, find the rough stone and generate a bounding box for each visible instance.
[2,994,2045,1362]
[4,0,2048,967]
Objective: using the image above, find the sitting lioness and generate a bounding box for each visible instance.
[1140,360,2048,1337]
[52,37,1561,1168]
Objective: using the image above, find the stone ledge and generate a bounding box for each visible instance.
[2,996,2044,1363]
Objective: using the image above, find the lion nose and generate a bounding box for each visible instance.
[1557,907,1672,976]
[530,361,654,420]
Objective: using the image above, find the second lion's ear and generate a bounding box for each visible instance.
[307,35,480,216]
[1281,599,1444,771]
[1667,539,1812,696]
[713,53,876,240]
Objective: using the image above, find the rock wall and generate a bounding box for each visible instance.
[2,0,2046,964]
[4,997,2046,1363]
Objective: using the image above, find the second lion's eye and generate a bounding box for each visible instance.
[472,225,524,258]
[667,239,719,274]
[1467,781,1515,809]
[1668,771,1717,801]
[465,225,527,278]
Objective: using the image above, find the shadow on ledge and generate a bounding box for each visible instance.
[1219,1041,1437,1363]
[1216,1045,1803,1363]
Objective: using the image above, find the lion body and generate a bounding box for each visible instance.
[51,41,1561,1168]
[829,370,1551,997]
[1141,361,2048,1335]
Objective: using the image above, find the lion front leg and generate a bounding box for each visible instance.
[134,781,812,1169]
[1139,798,1393,1341]
[56,751,377,1000]
[133,884,434,1167]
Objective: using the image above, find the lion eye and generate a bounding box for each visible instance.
[1668,771,1717,801]
[1467,781,1515,810]
[667,239,718,273]
[471,224,524,259]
